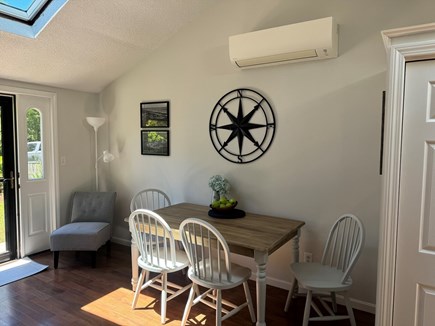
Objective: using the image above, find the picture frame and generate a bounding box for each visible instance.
[141,130,170,156]
[140,101,169,128]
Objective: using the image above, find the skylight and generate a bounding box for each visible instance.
[0,0,48,21]
[0,0,69,38]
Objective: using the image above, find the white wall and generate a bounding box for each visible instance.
[0,78,100,226]
[100,0,435,311]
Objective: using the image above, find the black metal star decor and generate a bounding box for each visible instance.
[209,88,276,164]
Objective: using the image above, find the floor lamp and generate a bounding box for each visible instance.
[86,117,115,191]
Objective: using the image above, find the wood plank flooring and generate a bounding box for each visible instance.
[0,243,375,325]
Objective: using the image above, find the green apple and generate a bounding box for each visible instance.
[211,200,220,208]
[229,198,236,204]
[220,197,228,204]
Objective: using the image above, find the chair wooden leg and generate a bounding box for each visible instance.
[216,289,222,326]
[106,240,111,257]
[91,251,97,268]
[181,284,196,326]
[132,269,146,309]
[331,291,337,313]
[302,290,312,326]
[284,278,298,312]
[161,273,167,324]
[53,251,59,269]
[344,292,356,326]
[243,281,256,323]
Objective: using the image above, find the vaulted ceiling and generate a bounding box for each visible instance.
[0,0,214,93]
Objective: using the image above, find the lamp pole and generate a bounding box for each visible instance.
[94,126,99,191]
[86,117,106,191]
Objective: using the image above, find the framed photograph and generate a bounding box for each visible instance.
[141,130,170,156]
[140,101,169,128]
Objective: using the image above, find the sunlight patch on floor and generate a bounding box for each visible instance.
[0,258,31,271]
[184,314,208,325]
[81,287,189,325]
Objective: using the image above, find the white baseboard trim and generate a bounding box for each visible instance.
[111,236,131,247]
[331,294,376,314]
[261,274,292,290]
[347,297,376,314]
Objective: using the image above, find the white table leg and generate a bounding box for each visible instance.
[284,229,302,311]
[292,229,301,263]
[254,250,268,326]
[291,229,301,295]
[130,237,139,291]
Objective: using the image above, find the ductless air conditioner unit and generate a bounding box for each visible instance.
[229,17,338,69]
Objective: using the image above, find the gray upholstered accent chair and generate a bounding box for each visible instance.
[50,191,117,269]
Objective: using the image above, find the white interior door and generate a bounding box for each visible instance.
[394,59,435,325]
[17,94,55,256]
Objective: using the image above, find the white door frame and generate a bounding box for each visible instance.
[0,84,59,257]
[377,23,435,326]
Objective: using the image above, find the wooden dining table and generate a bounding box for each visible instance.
[126,202,305,326]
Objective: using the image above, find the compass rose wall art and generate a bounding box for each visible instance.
[209,88,276,164]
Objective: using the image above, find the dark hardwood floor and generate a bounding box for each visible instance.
[0,243,375,325]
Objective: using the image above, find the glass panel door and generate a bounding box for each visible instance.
[0,94,17,263]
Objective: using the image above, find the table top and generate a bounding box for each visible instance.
[151,202,305,258]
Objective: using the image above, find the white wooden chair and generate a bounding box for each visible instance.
[130,188,171,212]
[128,209,191,324]
[179,218,256,326]
[130,188,184,279]
[284,214,364,326]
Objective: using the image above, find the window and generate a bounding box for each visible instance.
[0,0,49,22]
[0,0,69,38]
[26,108,43,180]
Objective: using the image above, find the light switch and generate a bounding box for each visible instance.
[60,156,66,166]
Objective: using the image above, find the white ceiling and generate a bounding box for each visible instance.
[0,0,214,93]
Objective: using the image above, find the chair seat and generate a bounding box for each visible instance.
[291,262,353,292]
[137,247,189,273]
[50,222,111,251]
[188,258,252,290]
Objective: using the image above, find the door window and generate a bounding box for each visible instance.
[26,108,43,180]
